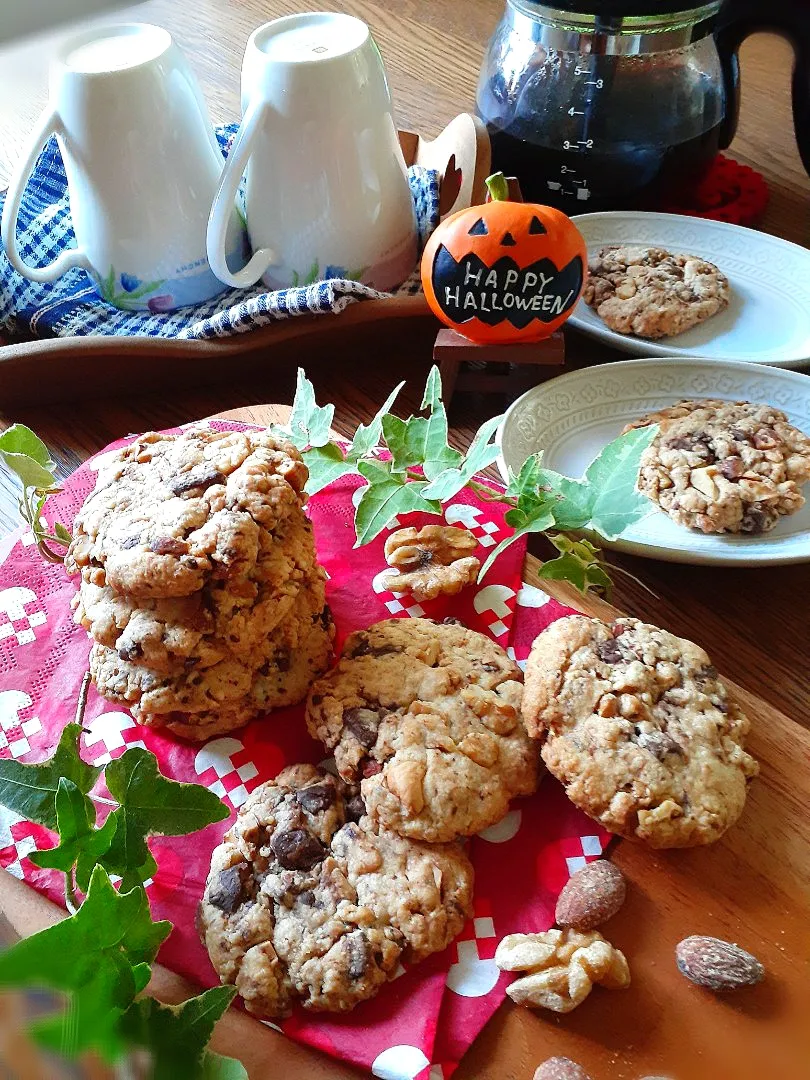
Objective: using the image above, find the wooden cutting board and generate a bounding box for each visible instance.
[2,403,808,1080]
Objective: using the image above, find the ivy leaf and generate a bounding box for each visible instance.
[121,985,238,1080]
[354,461,442,546]
[54,520,72,544]
[421,414,503,502]
[419,367,463,480]
[347,382,405,461]
[583,424,658,540]
[505,453,544,501]
[99,747,229,887]
[288,368,334,450]
[203,1052,250,1079]
[537,535,612,594]
[302,442,354,497]
[508,454,591,531]
[0,723,100,829]
[505,426,657,541]
[0,867,170,1061]
[0,449,57,490]
[29,777,117,890]
[479,503,556,581]
[380,367,462,480]
[535,469,593,530]
[0,423,53,468]
[381,413,429,472]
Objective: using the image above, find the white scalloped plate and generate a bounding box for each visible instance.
[568,212,810,367]
[497,358,810,566]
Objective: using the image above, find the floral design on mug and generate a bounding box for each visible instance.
[96,266,166,310]
[290,260,367,287]
[147,294,176,313]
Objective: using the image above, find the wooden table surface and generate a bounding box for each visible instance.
[1,3,809,1079]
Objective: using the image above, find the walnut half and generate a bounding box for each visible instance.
[381,525,480,602]
[495,928,630,1013]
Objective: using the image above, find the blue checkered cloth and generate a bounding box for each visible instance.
[0,124,439,341]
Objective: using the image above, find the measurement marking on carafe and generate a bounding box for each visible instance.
[546,179,591,201]
[563,140,594,150]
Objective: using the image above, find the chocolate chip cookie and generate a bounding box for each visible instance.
[91,589,335,740]
[583,246,730,339]
[624,399,810,534]
[199,764,473,1017]
[66,428,308,599]
[73,516,324,674]
[521,615,758,848]
[306,618,539,843]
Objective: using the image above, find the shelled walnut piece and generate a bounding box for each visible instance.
[495,927,630,1013]
[381,524,480,601]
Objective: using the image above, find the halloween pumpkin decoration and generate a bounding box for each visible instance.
[421,172,588,345]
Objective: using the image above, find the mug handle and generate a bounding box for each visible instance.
[207,100,276,289]
[1,107,92,282]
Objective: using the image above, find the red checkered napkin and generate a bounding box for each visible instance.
[0,422,608,1079]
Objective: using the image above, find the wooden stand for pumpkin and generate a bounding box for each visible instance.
[433,327,566,402]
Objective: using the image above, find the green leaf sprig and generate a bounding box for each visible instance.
[0,423,72,562]
[283,366,657,595]
[1,368,656,594]
[0,685,242,1078]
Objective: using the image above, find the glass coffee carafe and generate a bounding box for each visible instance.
[476,0,810,214]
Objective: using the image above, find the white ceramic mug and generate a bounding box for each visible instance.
[207,12,417,292]
[1,23,244,312]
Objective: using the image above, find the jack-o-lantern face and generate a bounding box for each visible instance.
[421,198,587,345]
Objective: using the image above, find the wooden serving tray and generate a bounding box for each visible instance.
[0,115,490,409]
[1,403,808,1080]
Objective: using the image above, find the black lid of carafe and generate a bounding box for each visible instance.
[526,1,718,16]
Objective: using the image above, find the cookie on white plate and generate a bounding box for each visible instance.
[582,246,729,339]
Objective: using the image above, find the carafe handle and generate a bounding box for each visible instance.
[715,0,810,177]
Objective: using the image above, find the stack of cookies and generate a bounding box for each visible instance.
[65,427,334,740]
[198,618,540,1017]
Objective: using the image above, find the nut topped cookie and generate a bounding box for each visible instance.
[306,618,539,843]
[199,764,473,1017]
[624,399,810,534]
[66,428,308,599]
[583,246,730,339]
[522,615,758,848]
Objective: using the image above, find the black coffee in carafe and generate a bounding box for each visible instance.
[485,124,724,216]
[476,0,810,214]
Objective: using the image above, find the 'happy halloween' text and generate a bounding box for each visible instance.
[432,247,584,330]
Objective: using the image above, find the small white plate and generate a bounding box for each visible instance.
[568,211,810,368]
[497,358,810,566]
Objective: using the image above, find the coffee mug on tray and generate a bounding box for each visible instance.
[1,23,244,312]
[206,12,418,292]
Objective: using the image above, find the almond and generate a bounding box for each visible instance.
[534,1058,592,1080]
[555,860,626,931]
[675,935,764,991]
